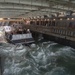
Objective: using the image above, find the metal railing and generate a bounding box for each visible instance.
[24,24,75,41]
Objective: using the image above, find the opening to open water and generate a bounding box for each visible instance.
[0,40,75,75]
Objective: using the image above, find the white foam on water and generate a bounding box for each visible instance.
[45,67,69,75]
[1,44,30,75]
[55,46,75,56]
[30,44,36,48]
[43,41,51,44]
[50,52,56,56]
[1,42,75,75]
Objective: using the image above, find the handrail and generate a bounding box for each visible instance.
[24,24,75,41]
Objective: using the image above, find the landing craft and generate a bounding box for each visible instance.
[0,19,34,44]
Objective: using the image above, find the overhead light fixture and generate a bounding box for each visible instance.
[34,17,36,19]
[37,19,39,21]
[37,16,40,18]
[0,18,3,20]
[8,18,10,20]
[45,19,46,21]
[67,18,70,20]
[23,18,25,19]
[71,18,74,20]
[60,18,62,20]
[47,19,50,21]
[53,19,56,21]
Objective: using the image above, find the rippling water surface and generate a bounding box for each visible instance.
[0,40,75,75]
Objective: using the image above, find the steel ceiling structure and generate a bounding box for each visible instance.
[0,0,75,18]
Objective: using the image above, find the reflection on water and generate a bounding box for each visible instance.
[0,41,75,75]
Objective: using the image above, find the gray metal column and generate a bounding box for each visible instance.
[0,56,3,75]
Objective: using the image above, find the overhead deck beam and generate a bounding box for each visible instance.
[0,2,49,8]
[0,3,70,13]
[0,2,72,11]
[0,0,74,17]
[49,0,75,8]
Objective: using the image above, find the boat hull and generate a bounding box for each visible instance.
[6,33,34,44]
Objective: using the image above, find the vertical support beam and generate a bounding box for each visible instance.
[0,57,2,75]
[0,56,5,75]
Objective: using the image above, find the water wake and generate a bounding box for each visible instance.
[0,42,75,75]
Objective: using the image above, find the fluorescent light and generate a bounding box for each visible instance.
[0,18,3,20]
